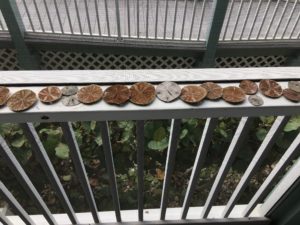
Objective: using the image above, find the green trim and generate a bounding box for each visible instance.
[0,0,39,69]
[286,53,300,66]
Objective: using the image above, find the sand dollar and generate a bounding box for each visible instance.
[283,88,300,102]
[7,89,37,112]
[62,86,78,96]
[222,86,245,104]
[0,86,10,106]
[248,95,264,106]
[77,85,103,104]
[38,86,62,103]
[288,81,300,93]
[103,85,130,105]
[156,81,181,102]
[62,95,80,106]
[130,82,156,105]
[180,85,207,104]
[259,80,282,98]
[200,82,223,100]
[239,80,258,95]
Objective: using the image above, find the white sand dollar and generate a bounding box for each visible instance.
[62,86,78,96]
[248,95,264,106]
[156,81,181,102]
[288,81,300,93]
[62,95,80,106]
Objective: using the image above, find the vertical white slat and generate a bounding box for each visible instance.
[53,0,64,34]
[43,0,54,33]
[231,0,244,40]
[244,131,300,217]
[288,11,300,39]
[197,0,207,41]
[84,0,92,35]
[222,0,235,41]
[32,0,45,32]
[74,0,83,35]
[22,0,35,32]
[180,0,188,40]
[127,0,131,37]
[255,0,272,40]
[64,0,74,34]
[200,117,253,218]
[264,0,280,39]
[172,0,179,40]
[221,116,290,218]
[154,0,159,39]
[280,0,298,39]
[115,0,122,38]
[247,0,263,40]
[94,0,102,36]
[104,0,111,36]
[272,0,290,40]
[238,0,254,40]
[137,0,140,38]
[189,0,197,40]
[146,0,149,38]
[163,0,169,39]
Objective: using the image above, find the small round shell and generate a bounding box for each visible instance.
[62,86,78,96]
[0,86,10,106]
[222,86,245,104]
[7,89,37,112]
[239,80,258,95]
[259,80,282,98]
[248,95,264,106]
[180,85,207,104]
[62,95,80,106]
[283,89,300,102]
[77,85,103,104]
[156,81,181,102]
[200,82,223,100]
[103,85,130,105]
[288,81,300,93]
[130,82,156,105]
[38,86,62,103]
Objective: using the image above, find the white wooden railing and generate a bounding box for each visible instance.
[0,67,299,225]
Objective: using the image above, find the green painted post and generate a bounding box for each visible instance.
[196,0,229,68]
[287,53,300,66]
[0,0,40,69]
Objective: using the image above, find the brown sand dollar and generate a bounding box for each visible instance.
[259,80,283,98]
[156,81,181,102]
[239,80,258,95]
[283,89,300,102]
[0,86,10,106]
[200,82,223,100]
[222,86,245,104]
[77,85,103,104]
[38,86,62,103]
[130,82,156,105]
[288,81,300,93]
[7,89,37,112]
[248,95,264,106]
[103,85,130,105]
[180,85,207,104]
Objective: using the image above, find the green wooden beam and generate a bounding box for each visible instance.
[0,0,39,69]
[286,53,300,66]
[196,0,229,68]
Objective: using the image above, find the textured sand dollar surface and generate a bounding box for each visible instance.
[62,95,80,106]
[62,86,78,96]
[259,80,283,98]
[130,82,156,105]
[7,89,37,112]
[104,85,130,105]
[77,84,103,104]
[248,95,264,106]
[200,82,223,100]
[156,81,181,102]
[283,89,300,102]
[38,86,62,103]
[239,80,258,95]
[288,81,300,93]
[0,86,10,106]
[222,86,246,104]
[180,85,207,104]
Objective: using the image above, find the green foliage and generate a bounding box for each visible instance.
[284,115,300,132]
[55,143,69,159]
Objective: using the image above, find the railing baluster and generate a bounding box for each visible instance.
[32,0,45,32]
[288,11,300,39]
[163,0,169,39]
[60,122,100,223]
[64,0,74,34]
[94,0,102,36]
[243,131,300,217]
[247,0,263,40]
[231,0,244,40]
[222,0,235,41]
[222,116,290,218]
[155,0,159,39]
[127,0,131,37]
[104,0,111,36]
[0,15,4,31]
[264,0,280,39]
[115,0,121,38]
[280,0,297,39]
[53,0,64,34]
[181,118,218,219]
[255,0,272,40]
[21,123,79,224]
[99,121,122,222]
[74,0,83,35]
[200,117,253,218]
[197,0,207,41]
[21,0,35,32]
[0,181,35,225]
[238,0,253,40]
[137,0,140,38]
[146,0,149,38]
[180,0,188,40]
[136,120,145,221]
[43,0,54,33]
[272,0,290,40]
[84,0,92,35]
[0,135,57,225]
[172,0,178,40]
[189,0,197,40]
[0,216,12,225]
[160,119,181,220]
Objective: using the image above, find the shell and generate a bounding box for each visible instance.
[62,95,80,106]
[38,86,62,103]
[0,86,10,106]
[180,85,207,104]
[222,86,245,104]
[156,81,181,102]
[248,95,264,106]
[77,84,103,104]
[130,82,156,105]
[200,82,223,100]
[239,80,258,95]
[288,81,300,93]
[62,86,78,96]
[259,80,282,98]
[7,89,37,112]
[283,88,300,102]
[103,85,130,105]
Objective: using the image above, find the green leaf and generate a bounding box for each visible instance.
[55,143,69,159]
[180,129,188,139]
[153,127,166,141]
[90,121,96,131]
[11,136,26,148]
[260,116,275,124]
[62,175,72,181]
[284,116,300,132]
[95,136,102,146]
[148,137,168,151]
[219,129,228,138]
[118,121,134,130]
[256,128,267,141]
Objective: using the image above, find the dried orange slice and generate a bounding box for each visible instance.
[180,85,207,104]
[130,82,156,105]
[103,85,130,105]
[0,86,10,106]
[77,85,103,104]
[201,82,222,100]
[7,89,37,112]
[38,86,62,103]
[239,80,258,95]
[222,86,245,104]
[259,80,282,98]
